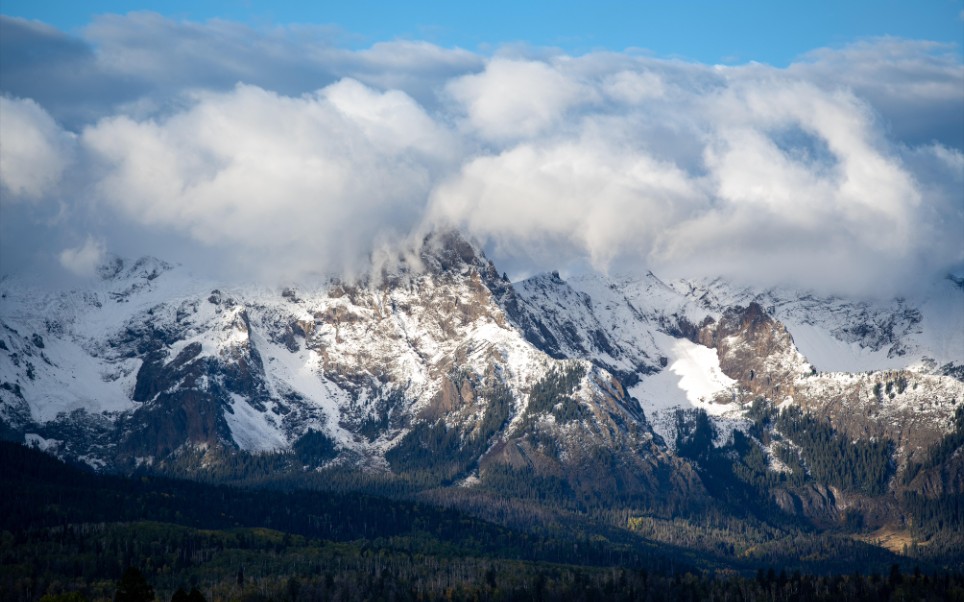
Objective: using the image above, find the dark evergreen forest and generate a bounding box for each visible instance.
[3,440,963,601]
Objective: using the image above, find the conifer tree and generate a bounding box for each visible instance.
[114,567,154,602]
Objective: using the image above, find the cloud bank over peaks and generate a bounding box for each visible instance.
[0,13,961,297]
[75,80,458,280]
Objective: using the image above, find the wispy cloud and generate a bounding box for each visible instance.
[58,236,106,277]
[1,13,961,295]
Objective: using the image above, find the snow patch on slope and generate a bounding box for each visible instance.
[25,335,139,422]
[256,334,358,450]
[630,333,740,445]
[782,320,906,373]
[225,393,287,452]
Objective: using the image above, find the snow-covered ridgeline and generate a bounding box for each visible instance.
[1,245,961,471]
[670,276,964,372]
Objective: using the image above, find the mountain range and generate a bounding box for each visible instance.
[2,230,962,566]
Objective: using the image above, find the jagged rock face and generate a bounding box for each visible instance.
[697,302,812,401]
[771,484,841,523]
[769,482,905,531]
[682,301,961,469]
[110,303,273,463]
[905,452,964,499]
[514,272,660,383]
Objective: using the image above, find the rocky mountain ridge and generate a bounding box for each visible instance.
[1,231,962,536]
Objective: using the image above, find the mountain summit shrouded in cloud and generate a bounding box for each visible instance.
[0,13,961,295]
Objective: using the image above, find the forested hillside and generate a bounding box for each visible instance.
[4,442,964,601]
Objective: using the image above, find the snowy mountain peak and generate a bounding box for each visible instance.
[97,255,173,283]
[671,275,964,373]
[417,229,493,277]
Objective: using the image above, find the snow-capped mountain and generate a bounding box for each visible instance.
[1,231,962,527]
[516,268,963,458]
[674,275,964,373]
[0,233,696,500]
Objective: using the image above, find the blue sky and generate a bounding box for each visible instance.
[3,0,962,64]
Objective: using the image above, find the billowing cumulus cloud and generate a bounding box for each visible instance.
[0,12,961,296]
[427,141,702,271]
[80,80,457,279]
[788,38,964,149]
[446,58,593,141]
[0,96,74,201]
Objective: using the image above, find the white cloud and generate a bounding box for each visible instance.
[58,236,105,276]
[345,40,484,101]
[430,67,949,294]
[601,70,666,103]
[0,16,961,296]
[788,38,964,149]
[700,80,919,236]
[0,96,74,201]
[446,58,592,141]
[80,81,456,278]
[428,140,703,270]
